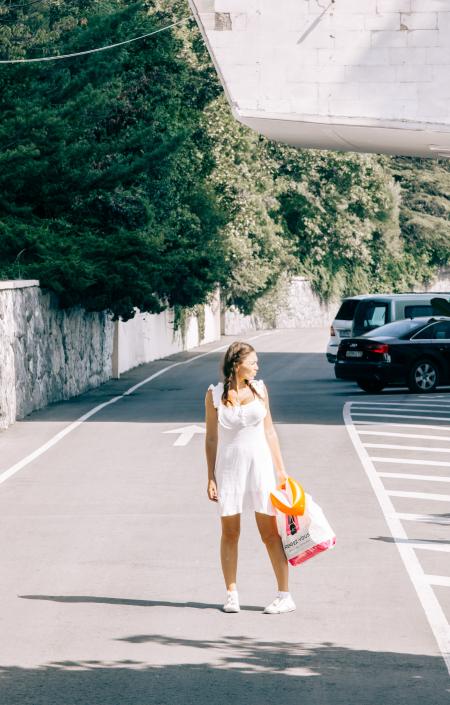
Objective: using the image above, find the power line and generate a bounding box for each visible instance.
[1,0,46,9]
[0,0,47,19]
[0,15,193,63]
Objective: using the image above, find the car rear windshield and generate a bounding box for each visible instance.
[362,319,424,338]
[353,301,388,333]
[335,298,360,321]
[404,305,433,318]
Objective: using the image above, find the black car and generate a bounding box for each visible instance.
[335,317,450,393]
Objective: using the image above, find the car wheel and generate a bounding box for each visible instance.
[408,359,439,393]
[356,378,385,393]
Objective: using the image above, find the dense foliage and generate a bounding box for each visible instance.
[270,146,439,301]
[205,97,296,314]
[0,0,448,318]
[0,0,226,319]
[389,157,450,273]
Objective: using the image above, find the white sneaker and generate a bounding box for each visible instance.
[263,594,296,614]
[222,591,240,613]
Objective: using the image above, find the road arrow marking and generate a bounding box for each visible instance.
[164,425,205,446]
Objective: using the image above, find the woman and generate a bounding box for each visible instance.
[205,341,296,614]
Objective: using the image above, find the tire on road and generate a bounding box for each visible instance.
[408,358,439,393]
[356,378,385,393]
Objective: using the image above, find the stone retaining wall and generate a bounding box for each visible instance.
[223,269,450,335]
[0,281,113,429]
[2,269,448,429]
[0,282,221,430]
[223,276,339,334]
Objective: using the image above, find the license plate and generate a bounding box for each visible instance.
[346,350,363,358]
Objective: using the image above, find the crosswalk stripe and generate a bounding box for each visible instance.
[364,443,450,453]
[345,402,450,673]
[352,412,450,422]
[352,402,450,409]
[409,543,450,553]
[378,472,450,483]
[358,430,450,441]
[355,420,450,431]
[426,575,450,587]
[371,457,450,467]
[387,490,450,501]
[353,406,450,414]
[393,512,450,525]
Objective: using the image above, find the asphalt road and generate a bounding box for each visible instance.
[0,328,449,705]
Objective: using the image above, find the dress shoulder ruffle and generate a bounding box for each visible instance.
[208,382,224,409]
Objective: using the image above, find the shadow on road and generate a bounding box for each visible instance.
[372,536,450,545]
[0,636,447,705]
[19,594,263,612]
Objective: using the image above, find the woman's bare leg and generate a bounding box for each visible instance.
[255,512,288,592]
[220,514,241,591]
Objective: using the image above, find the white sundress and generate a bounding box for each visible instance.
[208,379,277,517]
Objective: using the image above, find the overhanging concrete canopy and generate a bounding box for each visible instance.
[189,1,450,158]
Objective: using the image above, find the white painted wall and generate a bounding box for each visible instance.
[0,283,221,428]
[116,289,221,375]
[190,0,450,157]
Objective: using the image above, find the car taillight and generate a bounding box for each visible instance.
[330,325,336,336]
[367,343,389,354]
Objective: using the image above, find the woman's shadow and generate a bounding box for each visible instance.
[19,594,263,611]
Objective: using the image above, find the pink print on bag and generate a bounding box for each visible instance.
[280,504,336,566]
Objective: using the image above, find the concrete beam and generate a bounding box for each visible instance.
[189,0,450,157]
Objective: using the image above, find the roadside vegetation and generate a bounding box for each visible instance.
[0,0,449,319]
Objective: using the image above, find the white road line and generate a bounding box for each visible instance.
[355,420,450,432]
[378,472,450,483]
[0,331,273,487]
[387,490,450,502]
[344,402,450,674]
[410,543,450,554]
[352,402,450,409]
[364,443,450,453]
[352,405,450,413]
[371,457,450,467]
[426,576,450,588]
[352,412,450,422]
[392,512,450,525]
[358,430,450,441]
[0,397,123,487]
[123,330,270,396]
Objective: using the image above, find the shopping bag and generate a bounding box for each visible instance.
[275,492,336,566]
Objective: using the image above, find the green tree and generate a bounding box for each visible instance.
[270,144,437,300]
[205,96,295,314]
[0,0,226,319]
[389,157,450,272]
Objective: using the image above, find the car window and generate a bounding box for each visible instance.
[335,298,359,321]
[362,319,424,338]
[404,305,433,318]
[413,321,450,340]
[355,302,388,328]
[431,321,450,339]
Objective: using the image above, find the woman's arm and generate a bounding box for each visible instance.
[205,389,219,501]
[262,383,288,484]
